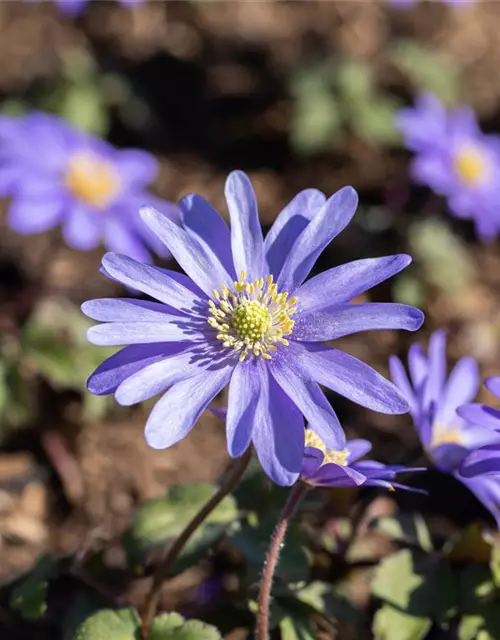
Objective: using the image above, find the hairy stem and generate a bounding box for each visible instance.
[141,448,252,639]
[256,481,309,640]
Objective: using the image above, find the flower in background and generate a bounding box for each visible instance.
[390,330,500,525]
[396,93,500,240]
[83,170,423,486]
[390,0,474,8]
[56,0,143,17]
[301,429,424,491]
[0,112,176,261]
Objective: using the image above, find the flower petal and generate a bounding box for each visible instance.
[87,320,202,346]
[422,330,447,410]
[179,194,236,279]
[407,343,428,392]
[264,189,326,277]
[225,171,265,281]
[301,449,324,478]
[103,216,151,263]
[82,298,178,322]
[101,253,206,314]
[252,364,304,486]
[115,346,203,405]
[277,186,358,293]
[226,360,260,457]
[346,439,372,463]
[114,149,158,184]
[63,204,102,250]
[486,376,500,399]
[295,255,412,317]
[140,206,233,296]
[457,403,500,430]
[145,367,232,449]
[435,357,480,426]
[309,463,366,488]
[289,342,409,415]
[268,354,346,450]
[459,474,500,527]
[293,303,424,342]
[8,194,64,234]
[87,344,175,395]
[389,356,417,416]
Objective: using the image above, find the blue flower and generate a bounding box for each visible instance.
[83,170,423,486]
[390,330,500,525]
[0,111,176,261]
[396,93,500,240]
[56,0,143,16]
[301,429,424,491]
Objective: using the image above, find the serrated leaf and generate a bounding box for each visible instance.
[373,604,431,640]
[72,607,140,640]
[125,483,237,570]
[371,549,457,623]
[150,613,222,640]
[230,517,309,584]
[370,514,433,551]
[10,555,58,621]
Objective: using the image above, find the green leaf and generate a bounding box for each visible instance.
[150,613,222,640]
[459,615,484,640]
[490,543,500,587]
[72,607,140,640]
[22,324,78,388]
[125,483,237,570]
[230,517,309,584]
[371,549,457,623]
[337,61,372,102]
[290,91,341,155]
[369,514,433,551]
[350,98,400,145]
[60,83,109,136]
[10,555,58,620]
[373,604,431,640]
[279,613,316,640]
[391,40,460,105]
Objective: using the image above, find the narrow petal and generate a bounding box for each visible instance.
[252,364,304,486]
[87,320,202,346]
[8,195,64,234]
[295,255,412,318]
[346,439,372,463]
[460,427,500,451]
[140,206,233,296]
[63,204,102,250]
[301,449,324,478]
[82,298,178,322]
[407,343,428,392]
[114,149,158,184]
[115,347,204,405]
[389,356,417,415]
[226,360,260,457]
[101,253,206,314]
[264,189,326,277]
[268,355,346,450]
[309,463,366,488]
[293,303,424,342]
[486,376,500,398]
[145,367,232,449]
[225,171,265,281]
[422,330,447,410]
[459,475,500,527]
[87,344,175,395]
[289,342,409,415]
[457,403,500,430]
[103,216,151,263]
[435,357,479,426]
[277,186,358,293]
[179,194,236,278]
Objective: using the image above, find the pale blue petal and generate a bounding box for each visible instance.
[389,356,417,416]
[144,367,232,449]
[346,439,372,463]
[457,403,500,430]
[277,186,358,293]
[264,188,326,277]
[422,330,447,410]
[289,342,409,414]
[293,303,424,341]
[436,357,479,426]
[87,320,203,346]
[62,203,102,250]
[8,194,64,234]
[225,171,265,281]
[140,206,233,296]
[486,376,500,399]
[226,360,260,457]
[82,298,177,322]
[295,255,412,317]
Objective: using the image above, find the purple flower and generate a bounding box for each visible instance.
[56,0,143,17]
[0,112,176,261]
[301,429,424,491]
[396,93,500,240]
[390,0,474,8]
[390,330,500,525]
[82,170,423,486]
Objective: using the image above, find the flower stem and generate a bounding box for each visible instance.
[256,481,309,640]
[140,448,252,639]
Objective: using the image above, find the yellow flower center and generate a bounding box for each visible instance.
[305,429,349,466]
[65,152,121,208]
[454,145,488,186]
[431,424,463,448]
[208,271,297,362]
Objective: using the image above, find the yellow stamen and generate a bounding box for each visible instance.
[431,424,463,448]
[208,273,296,361]
[454,145,488,187]
[305,429,350,467]
[65,152,121,209]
